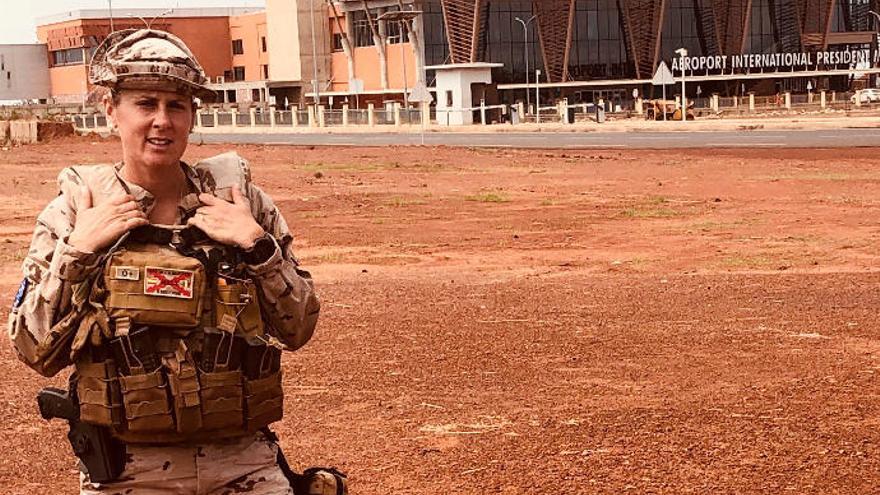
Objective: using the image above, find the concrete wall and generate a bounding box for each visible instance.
[434,67,494,125]
[0,45,51,101]
[267,0,331,89]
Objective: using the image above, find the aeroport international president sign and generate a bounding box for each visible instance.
[670,48,876,73]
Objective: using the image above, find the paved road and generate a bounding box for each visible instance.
[193,128,880,149]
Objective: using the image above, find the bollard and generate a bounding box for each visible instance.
[231,109,238,127]
[784,92,791,109]
[368,103,375,126]
[820,90,826,109]
[748,92,755,112]
[421,101,430,126]
[249,108,256,127]
[635,97,643,115]
[318,105,326,127]
[307,105,316,127]
[480,99,487,125]
[269,105,276,127]
[561,98,570,124]
[394,103,401,127]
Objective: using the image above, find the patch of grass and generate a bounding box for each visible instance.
[466,192,509,203]
[720,255,777,268]
[539,198,557,206]
[386,196,427,207]
[621,207,679,218]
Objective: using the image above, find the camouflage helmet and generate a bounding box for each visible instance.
[89,29,216,102]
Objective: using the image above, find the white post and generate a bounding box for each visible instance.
[393,102,401,126]
[292,105,299,126]
[196,110,203,128]
[679,56,687,121]
[231,109,238,128]
[342,103,349,126]
[269,105,276,127]
[480,99,486,125]
[212,108,219,127]
[748,92,755,112]
[820,90,827,109]
[535,69,541,124]
[249,108,256,127]
[307,105,316,127]
[784,92,792,109]
[318,105,326,127]
[368,102,375,126]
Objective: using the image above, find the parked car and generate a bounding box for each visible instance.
[852,88,880,104]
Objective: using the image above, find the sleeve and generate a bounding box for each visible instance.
[243,183,320,351]
[7,194,102,377]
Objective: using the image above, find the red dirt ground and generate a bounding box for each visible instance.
[0,137,879,494]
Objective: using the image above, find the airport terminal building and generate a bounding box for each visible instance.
[326,0,880,104]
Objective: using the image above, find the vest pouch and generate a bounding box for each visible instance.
[76,359,123,427]
[215,279,264,337]
[118,369,175,432]
[167,361,203,434]
[242,337,284,431]
[199,369,245,430]
[104,243,206,328]
[243,371,283,431]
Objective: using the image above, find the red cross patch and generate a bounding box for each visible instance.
[144,267,195,299]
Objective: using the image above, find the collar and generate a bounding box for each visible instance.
[111,161,202,218]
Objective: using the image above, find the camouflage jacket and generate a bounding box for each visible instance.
[7,152,319,377]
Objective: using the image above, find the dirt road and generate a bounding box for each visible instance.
[0,139,878,494]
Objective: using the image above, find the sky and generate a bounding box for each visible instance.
[1,1,265,44]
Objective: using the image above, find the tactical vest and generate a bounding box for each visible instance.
[62,153,284,444]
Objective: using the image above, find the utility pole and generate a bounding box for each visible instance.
[675,48,688,122]
[108,0,115,31]
[309,0,320,105]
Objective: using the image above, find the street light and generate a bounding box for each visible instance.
[675,47,688,122]
[514,15,536,113]
[108,0,114,31]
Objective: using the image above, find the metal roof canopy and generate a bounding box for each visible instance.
[497,67,880,90]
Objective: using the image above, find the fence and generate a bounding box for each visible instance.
[63,89,880,132]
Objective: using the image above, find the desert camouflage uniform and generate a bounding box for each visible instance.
[7,155,320,495]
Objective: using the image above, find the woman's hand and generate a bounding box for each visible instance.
[68,188,149,253]
[187,184,265,249]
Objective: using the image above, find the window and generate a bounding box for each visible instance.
[332,33,345,52]
[262,64,269,79]
[223,70,233,81]
[233,66,245,81]
[351,10,374,47]
[232,39,244,55]
[51,47,85,66]
[261,36,267,52]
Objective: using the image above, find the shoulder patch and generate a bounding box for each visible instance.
[12,278,29,310]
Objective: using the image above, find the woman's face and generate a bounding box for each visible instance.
[106,89,193,170]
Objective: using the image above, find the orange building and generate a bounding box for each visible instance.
[322,0,423,107]
[36,7,269,104]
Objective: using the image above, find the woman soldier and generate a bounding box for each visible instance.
[7,29,342,494]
